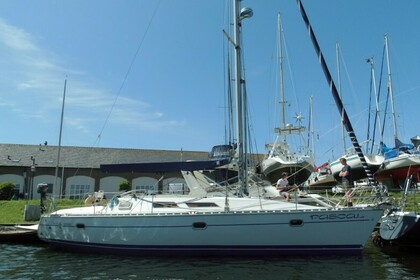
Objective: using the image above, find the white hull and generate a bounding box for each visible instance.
[38,195,382,256]
[377,153,420,172]
[308,173,337,188]
[261,156,313,185]
[330,154,384,181]
[379,211,420,247]
[37,0,383,257]
[374,153,420,188]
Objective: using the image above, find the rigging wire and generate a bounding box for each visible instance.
[68,2,162,197]
[92,1,161,147]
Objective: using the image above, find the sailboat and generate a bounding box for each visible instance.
[379,174,420,247]
[373,34,420,188]
[37,0,383,256]
[329,45,384,182]
[306,96,336,189]
[375,139,420,188]
[260,14,313,186]
[330,153,384,183]
[307,161,337,188]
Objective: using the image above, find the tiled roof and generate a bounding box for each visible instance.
[0,144,209,169]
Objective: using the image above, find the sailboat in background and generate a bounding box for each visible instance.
[307,161,337,188]
[374,34,420,188]
[306,96,336,189]
[379,174,420,247]
[260,14,313,186]
[329,43,384,182]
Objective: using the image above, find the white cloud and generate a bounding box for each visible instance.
[0,16,185,140]
[0,18,38,52]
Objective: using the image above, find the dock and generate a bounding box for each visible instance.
[0,224,41,244]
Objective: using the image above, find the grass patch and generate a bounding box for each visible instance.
[0,199,85,224]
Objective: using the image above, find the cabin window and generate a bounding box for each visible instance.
[152,202,178,208]
[118,200,133,210]
[185,202,219,208]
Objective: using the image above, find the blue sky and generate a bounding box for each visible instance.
[0,0,419,166]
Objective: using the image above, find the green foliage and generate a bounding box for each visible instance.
[0,181,15,200]
[119,180,131,192]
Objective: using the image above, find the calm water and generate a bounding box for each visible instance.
[1,241,420,280]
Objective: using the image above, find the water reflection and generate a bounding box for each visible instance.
[1,242,419,280]
[377,245,420,279]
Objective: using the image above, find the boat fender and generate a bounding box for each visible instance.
[84,195,94,206]
[110,197,119,209]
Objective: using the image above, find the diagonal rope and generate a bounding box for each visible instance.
[296,0,375,186]
[93,1,162,147]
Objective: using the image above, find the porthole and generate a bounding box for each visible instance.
[290,219,303,226]
[192,222,207,229]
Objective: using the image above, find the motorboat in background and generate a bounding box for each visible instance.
[260,14,313,186]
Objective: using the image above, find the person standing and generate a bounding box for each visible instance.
[339,157,353,206]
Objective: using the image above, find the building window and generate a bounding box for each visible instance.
[135,185,156,194]
[69,184,90,199]
[13,184,20,198]
[45,183,53,194]
[167,183,188,195]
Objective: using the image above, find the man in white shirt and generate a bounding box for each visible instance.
[276,172,292,201]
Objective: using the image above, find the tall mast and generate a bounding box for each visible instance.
[55,79,67,198]
[367,57,382,153]
[274,14,304,137]
[385,34,398,145]
[296,0,375,185]
[278,14,286,142]
[233,0,252,195]
[309,95,314,156]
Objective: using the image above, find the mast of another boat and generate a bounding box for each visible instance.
[307,95,314,160]
[296,0,376,185]
[366,57,382,154]
[54,79,67,199]
[278,14,286,143]
[384,34,399,146]
[275,15,305,139]
[232,0,252,196]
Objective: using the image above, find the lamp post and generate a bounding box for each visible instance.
[29,156,36,199]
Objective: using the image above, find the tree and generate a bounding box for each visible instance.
[0,181,16,200]
[118,180,131,192]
